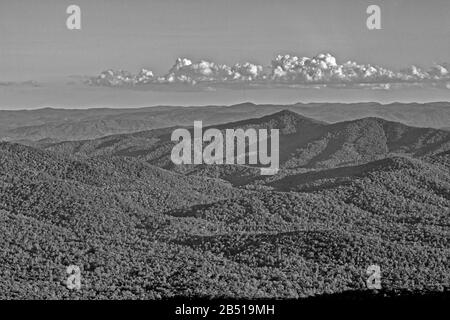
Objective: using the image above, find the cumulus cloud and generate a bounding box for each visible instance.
[0,80,40,87]
[157,58,265,84]
[87,53,450,89]
[269,53,437,84]
[88,58,264,87]
[88,68,154,87]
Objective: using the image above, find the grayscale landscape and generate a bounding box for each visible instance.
[1,104,449,299]
[1,0,449,302]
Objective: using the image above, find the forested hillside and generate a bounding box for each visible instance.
[0,110,449,299]
[46,110,450,173]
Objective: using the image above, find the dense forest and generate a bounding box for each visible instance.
[0,110,449,299]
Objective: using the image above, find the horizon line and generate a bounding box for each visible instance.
[1,101,450,112]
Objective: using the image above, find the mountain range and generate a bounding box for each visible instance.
[45,110,450,175]
[1,102,450,142]
[0,108,449,299]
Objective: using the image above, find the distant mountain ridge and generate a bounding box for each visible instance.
[1,102,449,142]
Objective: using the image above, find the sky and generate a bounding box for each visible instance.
[1,0,450,108]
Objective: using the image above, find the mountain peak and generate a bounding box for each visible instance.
[261,109,327,127]
[211,109,326,135]
[270,109,302,118]
[230,102,257,108]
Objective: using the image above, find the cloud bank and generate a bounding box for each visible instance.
[0,80,40,87]
[87,53,450,89]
